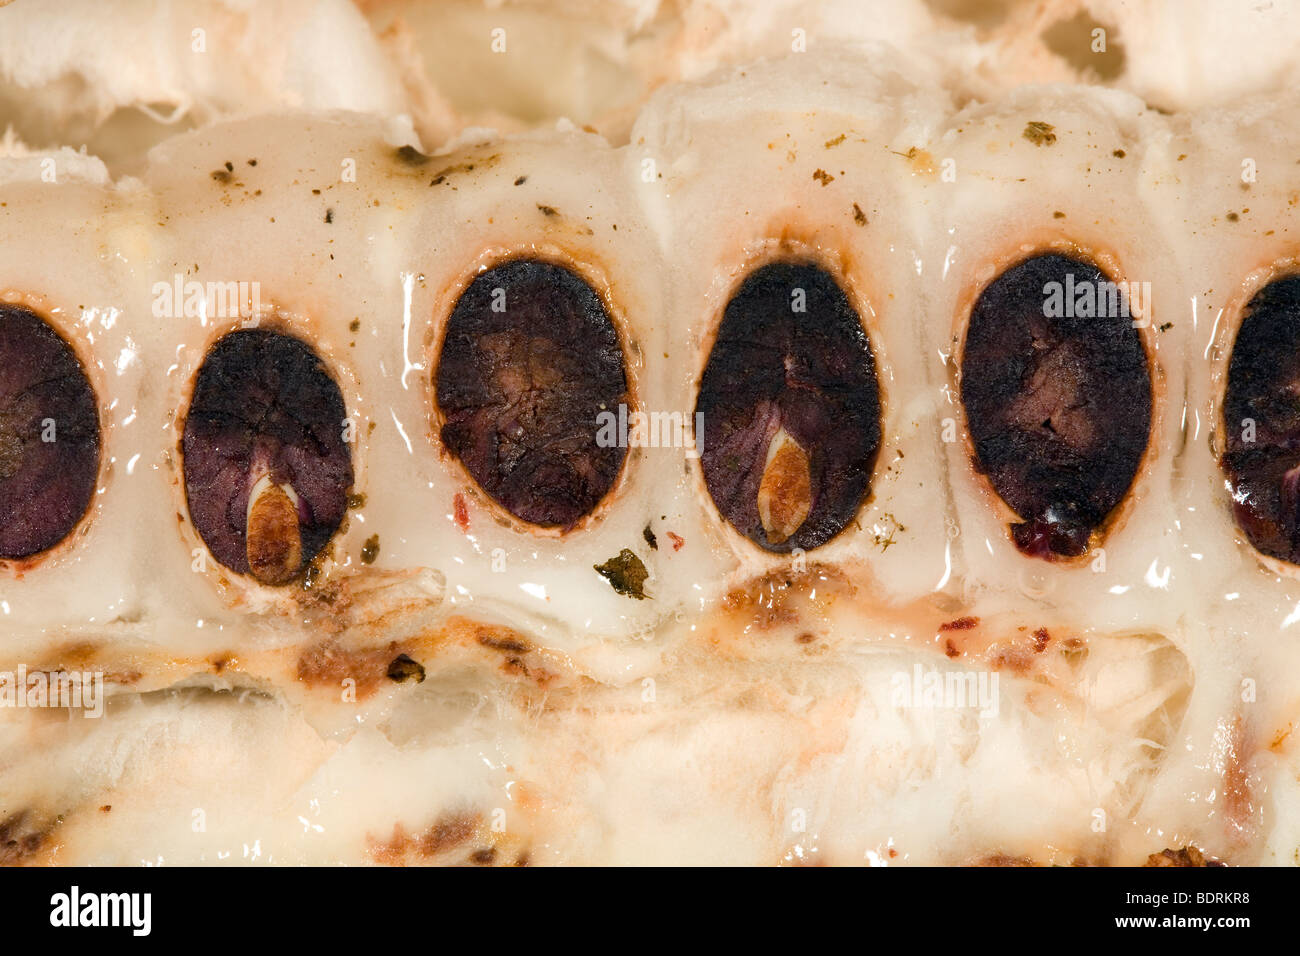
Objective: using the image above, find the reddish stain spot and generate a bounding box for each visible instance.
[369,812,481,864]
[453,492,470,532]
[297,639,404,699]
[1032,627,1051,652]
[1223,716,1254,841]
[476,629,531,654]
[939,616,979,631]
[990,645,1034,674]
[944,638,960,658]
[422,814,477,856]
[667,531,685,551]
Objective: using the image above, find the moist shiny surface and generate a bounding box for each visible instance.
[182,329,353,578]
[960,253,1151,558]
[0,305,100,560]
[435,259,630,528]
[696,261,881,553]
[1223,276,1300,563]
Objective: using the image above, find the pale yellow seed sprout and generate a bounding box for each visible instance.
[757,426,812,544]
[245,474,302,585]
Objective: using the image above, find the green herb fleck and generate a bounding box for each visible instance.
[594,549,649,599]
[1023,121,1057,146]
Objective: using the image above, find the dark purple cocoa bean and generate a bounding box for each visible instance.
[0,305,100,559]
[435,259,630,528]
[960,253,1151,559]
[696,261,881,553]
[1222,276,1300,563]
[182,329,352,582]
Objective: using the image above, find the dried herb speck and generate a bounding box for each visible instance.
[387,653,426,683]
[395,144,431,166]
[594,549,649,599]
[642,525,658,550]
[1023,121,1057,146]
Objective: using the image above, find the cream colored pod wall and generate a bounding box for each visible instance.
[397,125,677,662]
[614,55,1196,866]
[0,155,150,667]
[143,116,384,646]
[1151,97,1300,863]
[141,112,684,702]
[922,85,1188,635]
[631,50,955,609]
[3,46,1298,864]
[907,85,1210,861]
